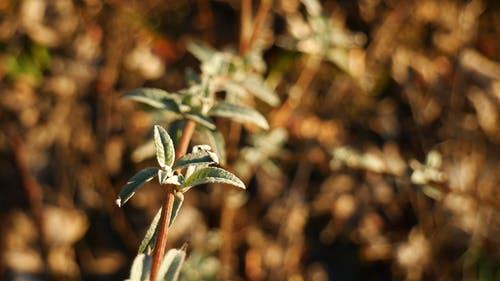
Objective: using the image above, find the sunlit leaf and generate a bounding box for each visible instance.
[128,253,152,281]
[169,192,184,227]
[186,41,216,62]
[123,88,181,113]
[241,74,280,106]
[194,127,227,166]
[172,151,217,170]
[208,102,269,130]
[154,125,175,169]
[138,208,162,254]
[223,81,249,99]
[116,167,159,207]
[155,248,186,281]
[182,167,245,192]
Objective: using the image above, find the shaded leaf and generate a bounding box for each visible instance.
[116,167,159,207]
[172,151,217,170]
[169,192,184,227]
[241,74,280,106]
[185,68,201,85]
[186,41,216,62]
[154,125,175,169]
[123,88,181,113]
[155,248,186,281]
[208,102,269,130]
[138,208,162,254]
[182,167,245,191]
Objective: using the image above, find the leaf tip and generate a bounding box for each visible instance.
[116,198,122,207]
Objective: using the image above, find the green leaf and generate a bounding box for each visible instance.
[208,102,269,130]
[138,208,162,254]
[129,253,152,281]
[172,151,217,170]
[194,127,227,166]
[223,81,249,99]
[184,111,216,130]
[186,41,216,62]
[123,88,181,113]
[182,167,245,192]
[241,74,280,106]
[154,125,175,169]
[116,167,159,207]
[169,192,184,227]
[155,248,186,281]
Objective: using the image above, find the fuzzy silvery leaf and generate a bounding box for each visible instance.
[223,81,249,99]
[154,125,175,169]
[185,112,216,130]
[169,191,184,227]
[158,168,172,185]
[172,151,218,171]
[208,102,269,130]
[116,167,159,207]
[162,174,183,186]
[192,145,219,164]
[182,167,245,192]
[241,74,280,106]
[138,208,162,254]
[123,88,181,113]
[128,253,152,281]
[194,127,227,166]
[155,248,186,281]
[158,168,184,186]
[186,41,216,62]
[201,53,227,76]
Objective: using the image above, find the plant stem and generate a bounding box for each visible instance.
[219,189,238,280]
[239,0,252,54]
[270,54,321,128]
[175,120,197,160]
[219,2,274,278]
[150,119,196,281]
[240,0,272,56]
[150,185,175,281]
[8,133,51,279]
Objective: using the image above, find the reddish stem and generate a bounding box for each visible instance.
[150,186,175,281]
[240,0,272,56]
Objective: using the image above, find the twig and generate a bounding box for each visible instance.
[240,0,273,56]
[150,119,196,281]
[7,132,51,278]
[150,185,175,281]
[219,189,238,280]
[270,54,322,128]
[239,0,252,54]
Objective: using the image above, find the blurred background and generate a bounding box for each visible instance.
[1,0,500,280]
